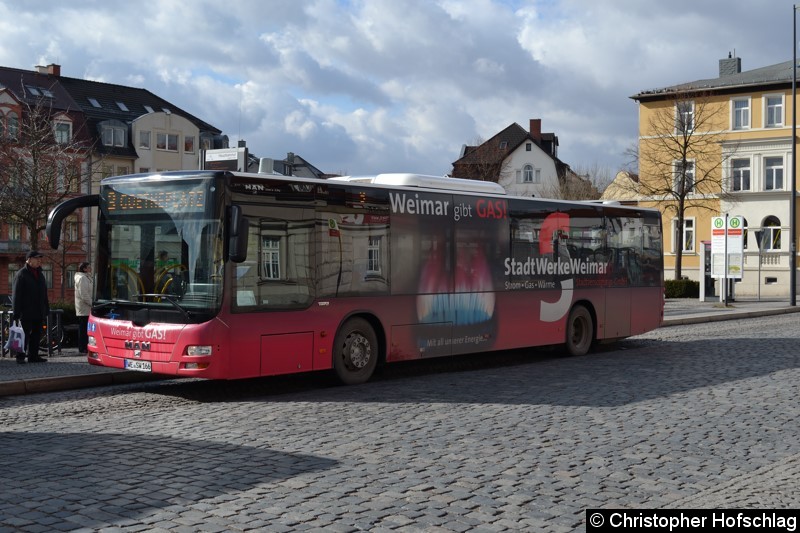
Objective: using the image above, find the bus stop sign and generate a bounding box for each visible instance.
[710,215,743,279]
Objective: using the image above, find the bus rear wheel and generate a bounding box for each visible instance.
[565,305,593,356]
[333,318,378,385]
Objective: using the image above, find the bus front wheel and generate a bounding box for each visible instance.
[565,305,593,356]
[333,318,378,385]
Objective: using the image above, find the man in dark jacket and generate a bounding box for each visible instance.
[12,250,50,364]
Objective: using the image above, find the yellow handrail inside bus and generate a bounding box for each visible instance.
[109,263,145,299]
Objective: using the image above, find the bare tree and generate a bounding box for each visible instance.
[0,98,96,252]
[622,91,736,279]
[542,164,609,200]
[450,137,514,182]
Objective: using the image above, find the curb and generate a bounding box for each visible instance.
[0,371,164,398]
[661,306,800,327]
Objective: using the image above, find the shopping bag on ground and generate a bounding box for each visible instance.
[8,321,25,353]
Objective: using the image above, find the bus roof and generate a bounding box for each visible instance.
[329,173,507,195]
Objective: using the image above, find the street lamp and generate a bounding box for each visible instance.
[793,4,798,305]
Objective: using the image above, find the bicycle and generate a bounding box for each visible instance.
[39,321,64,352]
[2,316,64,354]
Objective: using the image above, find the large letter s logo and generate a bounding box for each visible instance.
[539,212,569,255]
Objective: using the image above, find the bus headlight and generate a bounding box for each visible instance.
[88,337,96,347]
[187,345,212,356]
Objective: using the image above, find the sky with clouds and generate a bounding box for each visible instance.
[0,0,794,178]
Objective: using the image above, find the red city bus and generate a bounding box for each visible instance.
[46,171,663,385]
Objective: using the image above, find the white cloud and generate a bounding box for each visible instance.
[0,0,791,176]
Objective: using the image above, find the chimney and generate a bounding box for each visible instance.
[529,118,542,141]
[719,53,741,77]
[34,64,61,76]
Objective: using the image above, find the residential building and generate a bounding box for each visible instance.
[0,63,226,302]
[629,55,799,298]
[451,119,580,198]
[600,171,640,206]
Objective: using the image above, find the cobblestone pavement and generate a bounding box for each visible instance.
[1,313,799,532]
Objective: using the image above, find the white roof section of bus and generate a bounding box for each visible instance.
[329,173,507,195]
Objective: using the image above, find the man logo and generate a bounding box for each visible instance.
[124,341,151,351]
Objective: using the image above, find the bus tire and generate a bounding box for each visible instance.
[565,305,593,356]
[333,318,378,385]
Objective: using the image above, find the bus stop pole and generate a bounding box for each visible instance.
[723,213,729,306]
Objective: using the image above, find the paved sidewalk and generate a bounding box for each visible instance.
[1,298,799,397]
[0,347,163,396]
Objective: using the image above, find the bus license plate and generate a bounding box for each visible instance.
[124,359,152,372]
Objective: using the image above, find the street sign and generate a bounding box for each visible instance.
[710,215,743,279]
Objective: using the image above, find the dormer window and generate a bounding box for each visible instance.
[116,101,129,111]
[101,123,126,147]
[144,105,154,113]
[26,86,41,96]
[88,97,101,108]
[54,120,72,144]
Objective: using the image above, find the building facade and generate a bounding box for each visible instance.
[629,55,799,298]
[451,119,574,197]
[0,63,226,303]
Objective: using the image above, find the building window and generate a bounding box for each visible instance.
[139,130,151,149]
[88,97,101,108]
[184,135,195,154]
[116,101,129,111]
[144,105,154,113]
[139,167,150,173]
[523,165,534,183]
[8,222,21,241]
[66,264,78,289]
[367,236,382,274]
[731,158,751,191]
[65,218,79,242]
[526,143,532,151]
[672,218,695,253]
[765,95,784,128]
[499,141,508,149]
[8,263,19,291]
[762,216,782,250]
[101,125,126,147]
[54,121,72,144]
[676,101,694,133]
[56,161,69,193]
[42,264,53,289]
[261,237,281,280]
[732,98,750,130]
[673,160,695,193]
[156,132,179,152]
[7,112,18,139]
[764,156,784,190]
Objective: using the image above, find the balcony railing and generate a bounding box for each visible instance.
[0,241,31,253]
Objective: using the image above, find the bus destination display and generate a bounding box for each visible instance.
[104,188,207,214]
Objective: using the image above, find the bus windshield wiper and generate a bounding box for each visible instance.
[136,294,193,321]
[93,299,132,310]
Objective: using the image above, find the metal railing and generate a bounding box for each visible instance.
[1,308,64,358]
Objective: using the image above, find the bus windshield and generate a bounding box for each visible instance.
[95,175,225,323]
